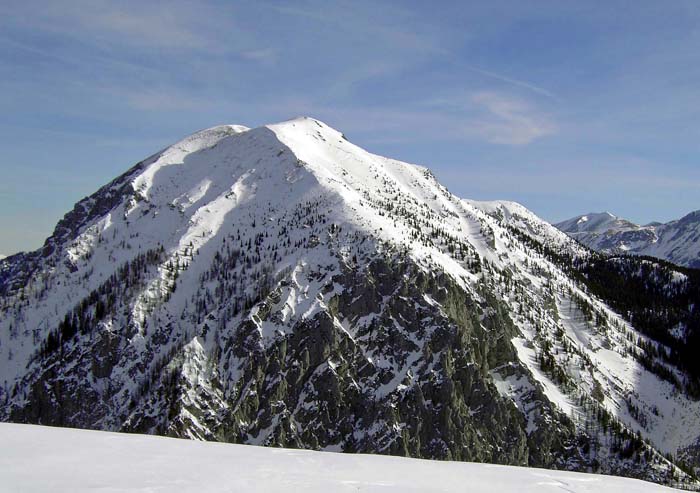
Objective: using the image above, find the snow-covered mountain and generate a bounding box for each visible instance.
[0,423,681,493]
[1,117,699,488]
[556,211,700,268]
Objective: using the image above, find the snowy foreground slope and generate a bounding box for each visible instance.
[556,211,700,268]
[1,118,699,488]
[0,423,681,493]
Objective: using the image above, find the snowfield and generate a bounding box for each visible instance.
[0,423,681,493]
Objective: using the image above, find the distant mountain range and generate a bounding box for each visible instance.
[556,211,700,268]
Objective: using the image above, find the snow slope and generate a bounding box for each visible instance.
[0,423,681,493]
[556,211,700,268]
[0,117,698,487]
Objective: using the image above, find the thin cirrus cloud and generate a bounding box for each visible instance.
[15,0,216,50]
[240,48,278,65]
[413,91,557,146]
[2,0,552,147]
[467,92,557,145]
[262,92,556,153]
[273,2,446,57]
[463,65,559,102]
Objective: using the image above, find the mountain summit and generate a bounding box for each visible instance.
[555,212,637,235]
[1,118,699,488]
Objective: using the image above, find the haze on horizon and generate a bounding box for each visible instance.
[1,0,699,256]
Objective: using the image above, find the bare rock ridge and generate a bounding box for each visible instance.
[1,117,699,488]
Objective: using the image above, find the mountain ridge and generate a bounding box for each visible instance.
[555,210,700,268]
[1,117,698,488]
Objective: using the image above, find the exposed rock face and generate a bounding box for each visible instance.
[1,118,697,488]
[122,256,581,468]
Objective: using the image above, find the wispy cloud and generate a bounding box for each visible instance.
[0,1,273,60]
[395,91,557,146]
[273,2,445,56]
[121,88,208,112]
[240,48,277,66]
[464,65,558,101]
[2,0,212,50]
[262,90,556,148]
[67,3,207,49]
[467,91,557,145]
[271,0,447,101]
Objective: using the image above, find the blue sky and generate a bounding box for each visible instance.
[1,0,699,255]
